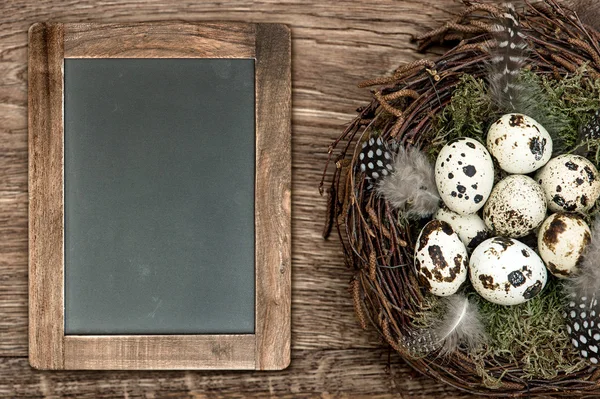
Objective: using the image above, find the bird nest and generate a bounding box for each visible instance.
[321,0,600,396]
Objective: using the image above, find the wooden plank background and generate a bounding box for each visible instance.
[0,0,497,397]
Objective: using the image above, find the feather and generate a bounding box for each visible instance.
[376,146,440,218]
[564,217,600,364]
[358,136,395,182]
[568,218,600,298]
[487,3,529,113]
[569,0,600,32]
[486,4,568,145]
[403,293,487,356]
[574,109,600,156]
[579,109,600,142]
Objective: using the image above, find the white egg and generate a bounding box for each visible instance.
[486,113,552,174]
[538,213,591,279]
[414,220,469,297]
[470,237,547,305]
[483,175,547,238]
[535,154,600,213]
[434,137,494,215]
[434,206,489,251]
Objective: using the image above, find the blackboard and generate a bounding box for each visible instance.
[64,58,256,335]
[29,22,291,370]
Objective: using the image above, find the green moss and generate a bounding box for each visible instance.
[427,74,492,160]
[416,67,600,381]
[428,67,600,160]
[469,280,587,384]
[416,280,586,384]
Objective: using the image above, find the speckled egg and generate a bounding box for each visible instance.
[538,213,591,278]
[483,175,547,238]
[470,237,547,306]
[486,113,552,174]
[414,220,469,297]
[535,154,600,213]
[434,137,494,215]
[434,206,489,251]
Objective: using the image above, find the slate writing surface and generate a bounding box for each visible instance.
[64,59,256,334]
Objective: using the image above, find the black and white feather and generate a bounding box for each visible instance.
[579,109,600,142]
[564,218,600,364]
[574,109,600,156]
[487,3,529,112]
[376,146,440,218]
[402,293,487,356]
[358,136,394,182]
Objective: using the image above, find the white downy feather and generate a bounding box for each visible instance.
[403,293,487,356]
[376,147,440,218]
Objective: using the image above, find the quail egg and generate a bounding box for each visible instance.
[538,212,591,278]
[535,154,600,213]
[434,206,489,251]
[470,237,547,306]
[483,175,547,238]
[414,220,469,297]
[435,137,494,215]
[486,113,552,174]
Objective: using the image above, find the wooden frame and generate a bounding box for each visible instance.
[28,22,291,370]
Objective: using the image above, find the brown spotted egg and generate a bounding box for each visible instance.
[434,206,489,251]
[538,213,591,279]
[434,137,494,215]
[535,154,600,213]
[483,175,547,238]
[486,113,552,174]
[470,237,547,306]
[414,220,468,297]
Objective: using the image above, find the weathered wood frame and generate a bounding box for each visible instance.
[28,22,291,370]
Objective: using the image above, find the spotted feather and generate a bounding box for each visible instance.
[564,292,600,364]
[580,109,600,141]
[358,136,394,182]
[487,3,528,112]
[564,218,600,364]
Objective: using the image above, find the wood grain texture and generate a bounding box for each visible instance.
[255,23,292,371]
[64,22,256,58]
[28,22,65,370]
[64,336,255,370]
[0,0,499,396]
[0,350,484,399]
[30,21,291,371]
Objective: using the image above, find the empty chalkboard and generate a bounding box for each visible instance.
[64,58,256,335]
[29,22,291,370]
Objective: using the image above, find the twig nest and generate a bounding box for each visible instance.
[324,0,600,393]
[538,213,591,278]
[469,237,547,306]
[483,175,547,238]
[414,220,468,297]
[535,154,600,213]
[434,138,494,215]
[434,206,489,251]
[486,113,552,174]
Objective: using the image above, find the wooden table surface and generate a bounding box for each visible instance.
[0,0,479,397]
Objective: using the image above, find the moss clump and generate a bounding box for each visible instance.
[429,67,600,160]
[417,280,586,383]
[417,67,600,382]
[469,280,587,384]
[427,74,492,160]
